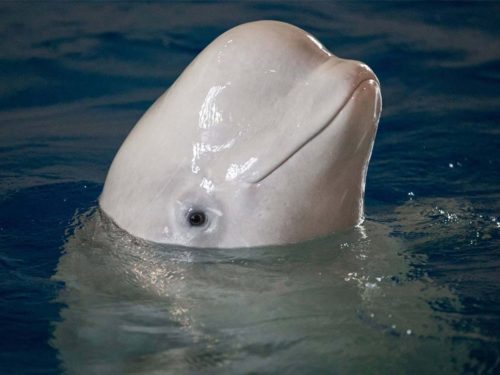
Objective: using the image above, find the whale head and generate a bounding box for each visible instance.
[99,21,382,248]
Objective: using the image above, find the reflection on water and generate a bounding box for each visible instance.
[52,208,474,374]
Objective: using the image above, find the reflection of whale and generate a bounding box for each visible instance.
[99,21,382,248]
[52,207,471,373]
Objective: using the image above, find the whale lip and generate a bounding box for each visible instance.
[252,74,380,183]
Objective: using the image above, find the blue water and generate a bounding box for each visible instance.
[0,2,499,374]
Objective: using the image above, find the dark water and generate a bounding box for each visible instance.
[0,2,499,374]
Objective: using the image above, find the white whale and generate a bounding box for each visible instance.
[100,20,382,248]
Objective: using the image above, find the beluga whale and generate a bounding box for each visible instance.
[100,20,382,248]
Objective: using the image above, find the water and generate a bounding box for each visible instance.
[0,2,499,374]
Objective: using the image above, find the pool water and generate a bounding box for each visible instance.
[0,2,499,374]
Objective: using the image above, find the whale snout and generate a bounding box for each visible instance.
[326,58,380,110]
[249,58,381,183]
[337,60,381,131]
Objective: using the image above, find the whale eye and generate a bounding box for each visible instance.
[188,210,207,227]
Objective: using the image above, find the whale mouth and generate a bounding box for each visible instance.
[251,77,380,183]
